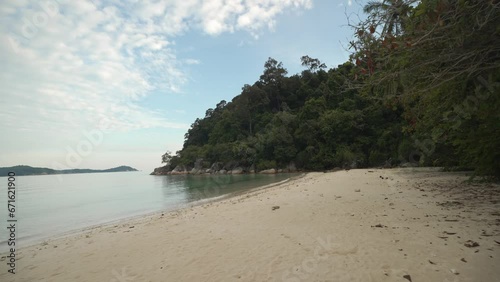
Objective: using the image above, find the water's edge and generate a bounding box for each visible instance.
[1,173,306,253]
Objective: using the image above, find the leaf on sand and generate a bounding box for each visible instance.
[428,260,436,265]
[464,240,479,248]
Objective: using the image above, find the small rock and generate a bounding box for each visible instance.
[272,206,280,211]
[403,274,412,282]
[450,269,459,275]
[461,258,467,263]
[354,189,361,192]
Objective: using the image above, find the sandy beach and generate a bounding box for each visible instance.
[1,168,499,281]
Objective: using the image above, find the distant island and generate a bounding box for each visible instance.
[0,165,138,176]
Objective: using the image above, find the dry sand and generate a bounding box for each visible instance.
[1,168,499,282]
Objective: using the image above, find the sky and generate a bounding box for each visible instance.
[0,0,364,172]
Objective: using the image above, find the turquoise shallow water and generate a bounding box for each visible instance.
[0,171,296,251]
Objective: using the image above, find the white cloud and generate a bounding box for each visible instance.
[338,0,353,7]
[185,58,201,65]
[0,0,312,136]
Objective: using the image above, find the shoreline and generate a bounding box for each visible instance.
[0,173,306,253]
[1,168,499,281]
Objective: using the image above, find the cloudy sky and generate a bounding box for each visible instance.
[0,0,362,172]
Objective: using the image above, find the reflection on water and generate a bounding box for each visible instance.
[160,174,294,202]
[0,171,295,251]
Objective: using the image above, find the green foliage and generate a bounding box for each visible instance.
[343,0,500,178]
[161,151,173,164]
[301,55,327,72]
[397,139,414,163]
[256,160,277,170]
[169,56,406,172]
[165,3,499,179]
[368,150,387,166]
[333,146,357,167]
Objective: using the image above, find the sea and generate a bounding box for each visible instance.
[0,171,296,252]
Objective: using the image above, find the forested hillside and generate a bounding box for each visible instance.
[157,0,499,178]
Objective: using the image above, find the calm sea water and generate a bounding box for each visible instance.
[0,171,295,251]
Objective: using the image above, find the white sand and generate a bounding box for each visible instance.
[1,168,499,281]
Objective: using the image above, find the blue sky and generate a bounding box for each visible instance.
[0,0,364,172]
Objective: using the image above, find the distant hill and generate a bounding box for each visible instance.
[0,165,138,176]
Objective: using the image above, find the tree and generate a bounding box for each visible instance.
[162,50,498,177]
[259,57,288,85]
[235,84,270,136]
[350,0,500,177]
[351,0,499,95]
[161,151,173,165]
[301,55,327,72]
[183,118,210,147]
[363,0,414,38]
[259,58,288,112]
